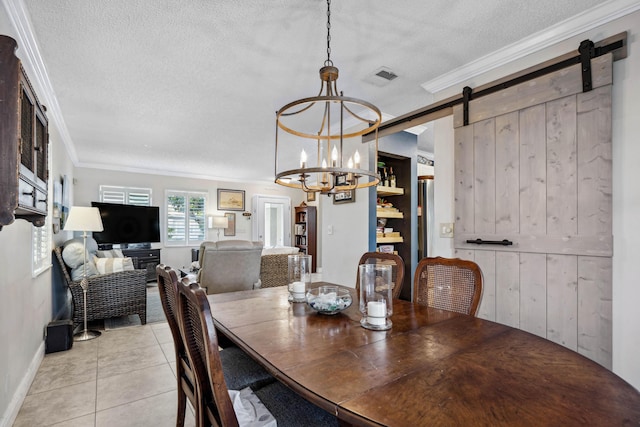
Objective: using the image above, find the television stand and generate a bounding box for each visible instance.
[121,243,151,250]
[122,248,161,282]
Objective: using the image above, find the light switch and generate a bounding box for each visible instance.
[440,223,454,238]
[327,225,334,235]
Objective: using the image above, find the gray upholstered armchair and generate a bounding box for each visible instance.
[197,240,264,294]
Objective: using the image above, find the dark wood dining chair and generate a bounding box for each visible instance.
[177,279,339,427]
[156,265,196,427]
[156,265,275,427]
[356,252,405,299]
[412,256,483,316]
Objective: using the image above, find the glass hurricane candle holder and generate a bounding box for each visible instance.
[288,254,312,302]
[359,263,393,330]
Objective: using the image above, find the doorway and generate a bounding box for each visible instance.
[252,195,292,247]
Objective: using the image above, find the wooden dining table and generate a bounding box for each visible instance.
[208,283,640,426]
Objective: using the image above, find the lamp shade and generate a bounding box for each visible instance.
[63,206,104,232]
[210,216,229,229]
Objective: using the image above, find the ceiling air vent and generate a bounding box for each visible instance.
[364,67,399,87]
[375,69,398,81]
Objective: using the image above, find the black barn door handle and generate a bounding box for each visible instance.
[466,238,513,246]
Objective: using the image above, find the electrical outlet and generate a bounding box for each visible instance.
[440,223,454,238]
[327,225,334,235]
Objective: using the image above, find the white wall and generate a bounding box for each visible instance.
[0,9,77,425]
[72,167,302,271]
[318,189,369,288]
[431,11,640,391]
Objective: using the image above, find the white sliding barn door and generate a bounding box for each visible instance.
[453,54,613,368]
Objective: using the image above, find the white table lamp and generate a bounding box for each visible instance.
[63,206,104,341]
[209,216,228,241]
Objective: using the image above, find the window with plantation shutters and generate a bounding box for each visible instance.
[32,215,51,277]
[99,185,152,206]
[166,191,206,246]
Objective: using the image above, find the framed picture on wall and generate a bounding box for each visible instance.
[217,189,245,211]
[224,212,236,236]
[333,174,355,204]
[307,191,316,202]
[333,189,355,204]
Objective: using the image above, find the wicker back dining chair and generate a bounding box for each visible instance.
[156,265,196,427]
[177,280,238,426]
[355,252,405,299]
[413,257,483,316]
[177,279,339,427]
[158,264,278,426]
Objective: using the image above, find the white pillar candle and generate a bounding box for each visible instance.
[367,301,387,325]
[291,281,306,299]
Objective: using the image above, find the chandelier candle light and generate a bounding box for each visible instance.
[275,0,382,195]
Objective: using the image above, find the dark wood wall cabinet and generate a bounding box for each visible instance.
[0,35,49,230]
[294,205,317,273]
[122,248,161,282]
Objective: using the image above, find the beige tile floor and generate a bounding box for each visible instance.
[13,321,196,427]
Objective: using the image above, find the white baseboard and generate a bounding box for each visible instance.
[0,341,45,427]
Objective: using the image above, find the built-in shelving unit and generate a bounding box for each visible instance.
[376,186,406,245]
[294,204,317,273]
[373,152,413,299]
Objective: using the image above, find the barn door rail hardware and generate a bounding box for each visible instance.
[363,32,627,135]
[466,238,513,246]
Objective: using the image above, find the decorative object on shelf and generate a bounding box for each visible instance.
[359,263,393,330]
[208,215,228,241]
[274,0,381,196]
[223,212,236,236]
[306,286,352,315]
[217,188,245,211]
[288,254,312,303]
[63,206,104,341]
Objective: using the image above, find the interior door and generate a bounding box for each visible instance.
[251,195,292,247]
[453,54,613,368]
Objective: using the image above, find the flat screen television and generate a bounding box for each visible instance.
[91,202,161,246]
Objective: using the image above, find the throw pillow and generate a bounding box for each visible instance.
[70,262,100,281]
[93,256,135,274]
[96,249,125,258]
[62,241,90,268]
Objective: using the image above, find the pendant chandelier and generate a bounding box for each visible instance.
[275,0,382,195]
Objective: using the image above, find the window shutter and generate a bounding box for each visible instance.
[100,185,151,206]
[32,216,51,276]
[167,193,187,243]
[165,191,207,246]
[187,195,206,245]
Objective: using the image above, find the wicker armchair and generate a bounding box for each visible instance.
[412,256,483,316]
[53,247,147,329]
[260,254,290,288]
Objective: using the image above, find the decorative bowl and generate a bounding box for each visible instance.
[306,286,352,315]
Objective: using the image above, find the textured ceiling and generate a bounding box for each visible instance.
[22,0,606,182]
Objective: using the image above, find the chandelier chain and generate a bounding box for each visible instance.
[326,0,332,66]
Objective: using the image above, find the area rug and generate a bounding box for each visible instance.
[104,283,166,330]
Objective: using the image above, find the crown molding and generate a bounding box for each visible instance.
[2,0,79,164]
[421,0,640,94]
